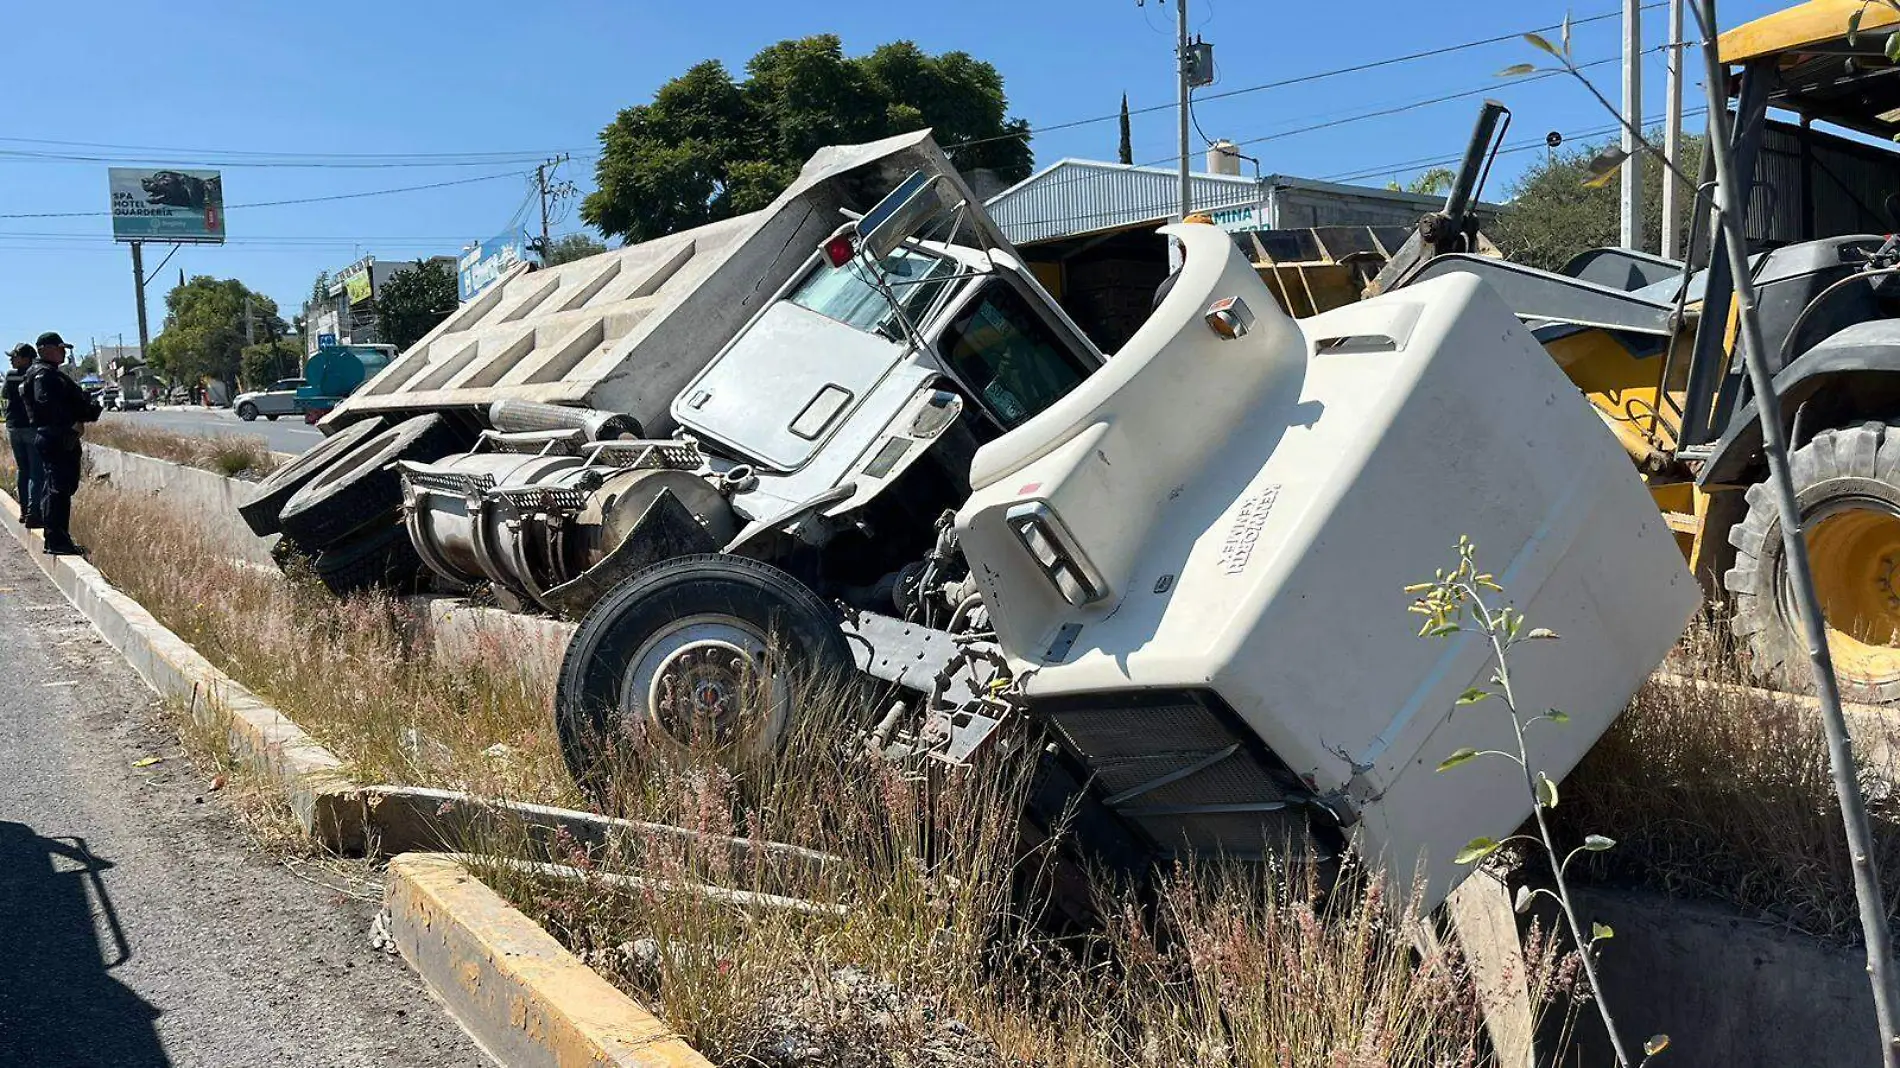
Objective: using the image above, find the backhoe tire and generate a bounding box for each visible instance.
[1726,421,1900,703]
[309,521,425,596]
[555,555,856,802]
[237,416,388,537]
[277,413,464,552]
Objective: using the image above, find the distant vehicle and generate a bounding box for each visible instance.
[233,377,308,422]
[118,383,147,412]
[295,345,392,423]
[100,385,120,411]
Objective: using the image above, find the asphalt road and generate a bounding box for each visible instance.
[112,406,324,455]
[0,542,491,1067]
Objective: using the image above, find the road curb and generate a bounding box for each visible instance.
[0,487,365,848]
[385,853,714,1068]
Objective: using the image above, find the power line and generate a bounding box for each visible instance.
[1324,106,1709,185]
[0,135,586,163]
[0,169,532,221]
[1001,101,1710,236]
[947,1,1667,150]
[997,48,1634,204]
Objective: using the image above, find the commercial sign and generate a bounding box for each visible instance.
[1204,201,1267,233]
[458,229,530,302]
[108,167,226,244]
[333,256,374,305]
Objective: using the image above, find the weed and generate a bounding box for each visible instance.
[85,417,278,479]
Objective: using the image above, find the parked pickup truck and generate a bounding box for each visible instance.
[236,131,1696,909]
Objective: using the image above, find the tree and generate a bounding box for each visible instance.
[1118,93,1133,165]
[146,276,284,387]
[582,36,1033,244]
[543,233,608,266]
[1491,133,1704,272]
[1388,167,1455,195]
[241,339,303,388]
[374,259,458,353]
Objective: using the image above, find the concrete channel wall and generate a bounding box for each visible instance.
[83,443,279,567]
[81,440,1886,1066]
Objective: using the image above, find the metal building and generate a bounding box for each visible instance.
[985,157,1472,246]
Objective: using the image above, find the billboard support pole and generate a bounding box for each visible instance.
[130,241,150,368]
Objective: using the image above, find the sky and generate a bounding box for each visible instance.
[2,0,1792,356]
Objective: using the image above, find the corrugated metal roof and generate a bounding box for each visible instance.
[984,159,1476,246]
[986,159,1263,244]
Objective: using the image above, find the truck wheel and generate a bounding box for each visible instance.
[555,555,855,798]
[1726,421,1900,703]
[237,415,388,537]
[266,414,279,422]
[237,402,258,422]
[310,522,425,596]
[277,413,464,551]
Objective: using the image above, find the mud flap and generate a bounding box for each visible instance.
[541,488,717,619]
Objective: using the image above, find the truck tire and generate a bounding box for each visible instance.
[277,413,464,551]
[237,415,389,537]
[1726,421,1900,703]
[555,555,856,799]
[310,521,425,596]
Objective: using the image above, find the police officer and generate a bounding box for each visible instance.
[23,331,96,555]
[3,343,42,528]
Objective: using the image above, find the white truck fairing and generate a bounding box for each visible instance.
[955,223,1698,905]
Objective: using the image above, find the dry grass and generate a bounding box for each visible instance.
[470,709,1516,1067]
[86,417,279,479]
[1560,621,1900,941]
[58,475,573,804]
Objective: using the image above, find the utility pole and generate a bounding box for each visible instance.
[130,241,150,366]
[1660,0,1685,260]
[535,154,574,261]
[1621,0,1645,251]
[1176,0,1190,221]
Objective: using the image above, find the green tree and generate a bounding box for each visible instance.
[1388,167,1456,195]
[543,232,609,266]
[1117,93,1133,165]
[146,276,284,387]
[582,36,1033,244]
[374,259,458,353]
[1492,133,1704,272]
[241,339,303,388]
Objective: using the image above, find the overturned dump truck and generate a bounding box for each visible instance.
[241,130,1696,909]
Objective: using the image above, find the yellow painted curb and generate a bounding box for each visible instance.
[385,853,714,1068]
[0,486,366,849]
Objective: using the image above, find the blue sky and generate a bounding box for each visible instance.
[3,0,1787,355]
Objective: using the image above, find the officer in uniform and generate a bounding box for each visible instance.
[3,343,42,527]
[22,332,96,555]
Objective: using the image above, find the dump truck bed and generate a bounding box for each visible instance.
[324,130,1012,438]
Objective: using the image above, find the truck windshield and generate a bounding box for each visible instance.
[788,248,955,342]
[938,281,1093,429]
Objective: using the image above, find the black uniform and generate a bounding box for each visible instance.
[22,361,93,551]
[3,363,43,524]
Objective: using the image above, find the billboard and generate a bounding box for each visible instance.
[334,256,374,305]
[108,168,225,243]
[458,229,530,302]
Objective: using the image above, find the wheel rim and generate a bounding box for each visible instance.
[620,614,790,753]
[1782,496,1900,687]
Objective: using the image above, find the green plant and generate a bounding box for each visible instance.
[1409,537,1668,1068]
